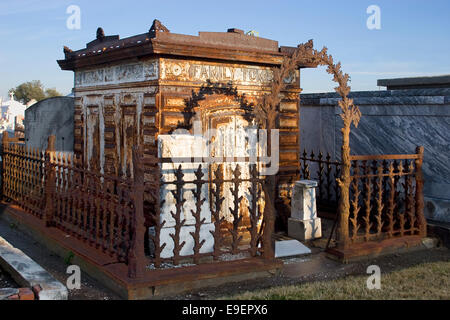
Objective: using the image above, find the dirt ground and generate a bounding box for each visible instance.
[226,259,450,300]
[0,220,121,300]
[0,217,449,300]
[171,247,450,300]
[0,266,18,288]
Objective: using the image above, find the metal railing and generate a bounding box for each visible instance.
[299,149,341,211]
[345,149,426,244]
[1,134,273,279]
[298,147,426,250]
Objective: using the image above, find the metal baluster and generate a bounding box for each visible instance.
[189,165,206,264]
[169,165,186,265]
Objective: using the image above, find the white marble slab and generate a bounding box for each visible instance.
[0,236,68,300]
[274,240,311,258]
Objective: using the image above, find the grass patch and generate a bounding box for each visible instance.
[64,251,75,265]
[223,261,450,300]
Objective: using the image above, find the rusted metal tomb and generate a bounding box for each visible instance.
[0,20,428,299]
[58,22,310,266]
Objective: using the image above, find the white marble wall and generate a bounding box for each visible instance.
[155,134,215,259]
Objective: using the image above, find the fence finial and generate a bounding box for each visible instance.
[416,145,424,157]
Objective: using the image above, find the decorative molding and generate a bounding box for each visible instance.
[75,60,159,87]
[160,59,297,85]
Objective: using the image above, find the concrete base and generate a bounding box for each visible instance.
[288,217,322,241]
[326,235,431,263]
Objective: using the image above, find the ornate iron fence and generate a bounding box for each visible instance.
[1,136,136,268]
[1,132,427,274]
[299,149,341,212]
[299,146,427,252]
[52,154,135,263]
[142,154,267,268]
[1,135,271,279]
[343,148,426,245]
[2,141,45,219]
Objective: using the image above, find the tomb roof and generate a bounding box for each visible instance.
[377,75,450,90]
[58,20,315,70]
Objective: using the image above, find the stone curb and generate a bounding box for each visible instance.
[0,287,35,300]
[0,235,68,300]
[0,288,19,300]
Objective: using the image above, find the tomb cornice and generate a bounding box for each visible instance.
[58,30,317,71]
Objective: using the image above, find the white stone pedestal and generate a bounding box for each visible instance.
[288,180,322,241]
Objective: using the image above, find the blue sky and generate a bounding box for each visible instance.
[1,0,449,99]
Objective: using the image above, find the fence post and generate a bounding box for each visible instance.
[128,145,146,278]
[262,182,275,260]
[44,135,56,227]
[415,146,426,237]
[1,132,8,150]
[1,133,9,199]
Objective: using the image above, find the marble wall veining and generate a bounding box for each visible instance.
[300,88,450,222]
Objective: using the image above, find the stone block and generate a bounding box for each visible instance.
[274,240,311,258]
[0,288,19,300]
[0,236,68,300]
[422,237,438,249]
[288,217,322,241]
[291,180,318,221]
